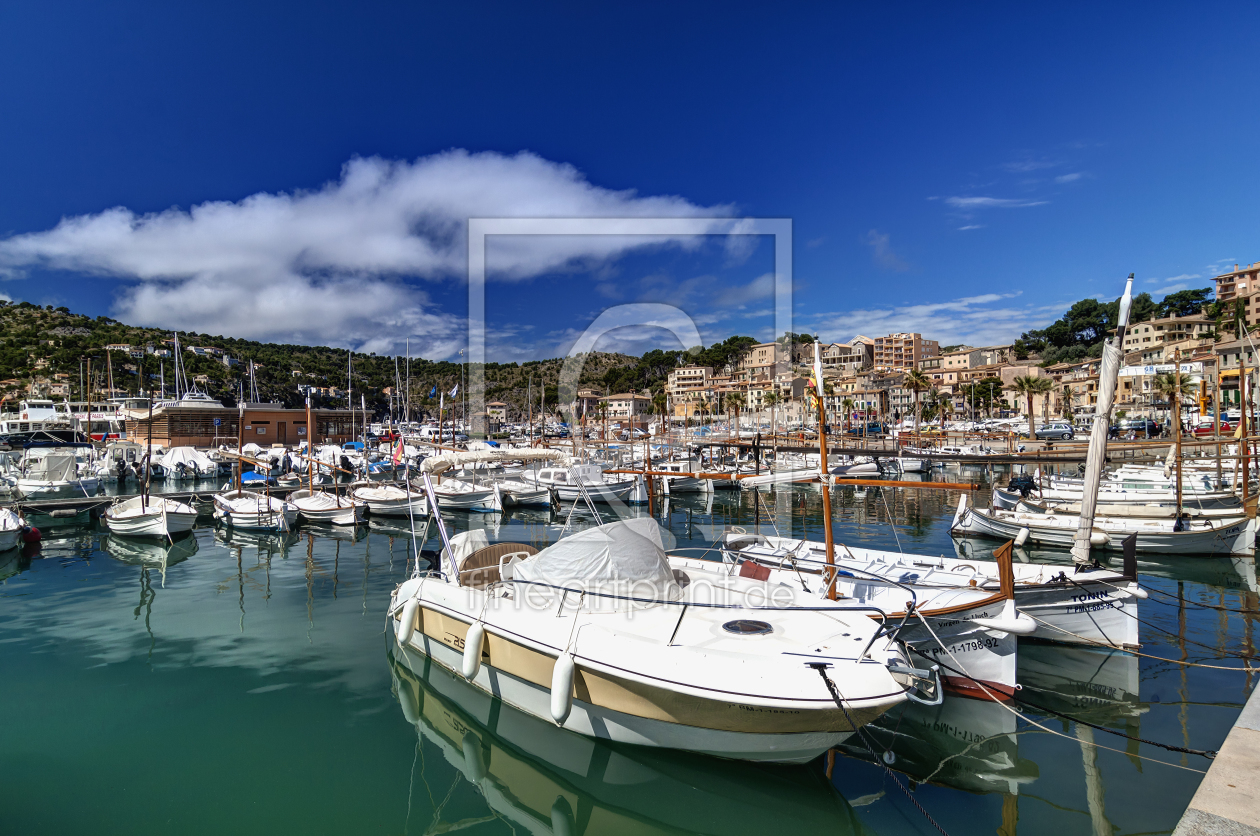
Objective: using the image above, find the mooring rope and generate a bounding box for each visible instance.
[913,613,1208,773]
[811,664,951,836]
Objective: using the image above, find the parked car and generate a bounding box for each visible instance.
[1109,417,1161,439]
[619,427,649,440]
[1193,418,1235,438]
[1034,421,1075,441]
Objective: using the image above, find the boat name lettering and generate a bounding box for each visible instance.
[1069,589,1112,604]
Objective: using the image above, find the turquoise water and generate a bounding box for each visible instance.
[1,473,1255,835]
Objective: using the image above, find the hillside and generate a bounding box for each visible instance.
[0,301,650,418]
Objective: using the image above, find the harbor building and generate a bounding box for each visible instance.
[123,404,355,448]
[873,332,940,372]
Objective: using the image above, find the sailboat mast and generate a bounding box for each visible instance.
[306,395,314,488]
[811,342,838,600]
[1070,274,1134,567]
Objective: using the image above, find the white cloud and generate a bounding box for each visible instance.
[805,292,1056,349]
[866,230,909,271]
[1001,159,1060,173]
[944,196,1048,209]
[958,224,985,231]
[1055,172,1084,183]
[0,151,733,356]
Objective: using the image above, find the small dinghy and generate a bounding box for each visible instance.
[289,489,366,525]
[103,495,198,539]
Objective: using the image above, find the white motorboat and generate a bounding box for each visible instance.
[389,517,923,763]
[519,464,637,503]
[103,495,198,538]
[0,508,26,552]
[211,489,298,531]
[829,457,881,477]
[897,457,928,473]
[654,459,704,493]
[351,483,427,517]
[159,446,219,479]
[951,495,1254,556]
[424,478,498,510]
[15,443,99,497]
[289,489,367,525]
[720,528,1140,650]
[493,479,553,508]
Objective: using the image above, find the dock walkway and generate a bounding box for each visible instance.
[1174,684,1260,835]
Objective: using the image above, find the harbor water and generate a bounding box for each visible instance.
[1,468,1255,835]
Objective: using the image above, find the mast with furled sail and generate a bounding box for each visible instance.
[1070,274,1134,567]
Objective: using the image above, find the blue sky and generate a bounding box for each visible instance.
[0,2,1256,360]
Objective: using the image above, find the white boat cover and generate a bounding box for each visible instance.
[446,529,491,569]
[512,518,681,607]
[161,446,217,472]
[421,448,572,475]
[241,443,265,457]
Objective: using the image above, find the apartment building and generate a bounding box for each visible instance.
[1215,262,1260,330]
[821,339,874,372]
[873,333,940,371]
[599,393,652,421]
[666,365,712,403]
[1121,313,1214,351]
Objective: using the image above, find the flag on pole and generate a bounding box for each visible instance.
[449,384,459,397]
[439,392,444,412]
[429,386,436,398]
[392,438,404,466]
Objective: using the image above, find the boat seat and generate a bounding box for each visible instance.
[459,542,539,589]
[738,560,771,581]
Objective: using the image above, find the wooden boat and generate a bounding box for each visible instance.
[103,495,198,538]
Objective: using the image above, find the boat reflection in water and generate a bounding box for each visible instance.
[388,646,868,836]
[833,643,1141,795]
[103,532,198,586]
[213,526,301,554]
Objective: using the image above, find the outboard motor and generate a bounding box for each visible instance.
[1007,474,1039,497]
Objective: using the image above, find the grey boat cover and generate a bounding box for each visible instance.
[513,517,681,607]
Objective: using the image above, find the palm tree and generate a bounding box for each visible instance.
[1153,370,1199,510]
[1060,384,1074,419]
[1153,371,1197,436]
[841,397,855,434]
[727,392,746,438]
[904,368,930,438]
[763,390,781,436]
[1010,375,1055,439]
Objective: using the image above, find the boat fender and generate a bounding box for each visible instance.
[21,526,40,544]
[462,622,485,679]
[1014,527,1030,547]
[1090,530,1111,547]
[397,598,419,645]
[972,599,1036,636]
[1124,582,1149,600]
[461,732,487,784]
[551,654,575,725]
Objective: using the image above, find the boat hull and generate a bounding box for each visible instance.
[104,508,198,538]
[953,506,1254,556]
[392,610,887,763]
